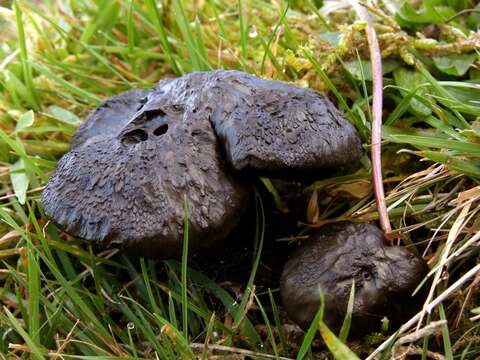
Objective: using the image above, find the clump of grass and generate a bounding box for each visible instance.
[0,0,479,358]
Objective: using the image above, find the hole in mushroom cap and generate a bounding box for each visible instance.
[146,108,166,118]
[136,97,148,111]
[362,271,372,281]
[122,129,148,144]
[191,129,202,137]
[153,124,168,136]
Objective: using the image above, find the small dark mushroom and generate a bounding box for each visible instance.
[43,70,363,258]
[280,222,428,334]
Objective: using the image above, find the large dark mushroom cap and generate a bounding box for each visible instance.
[280,222,428,333]
[204,70,363,176]
[143,70,363,176]
[43,70,363,258]
[43,82,250,258]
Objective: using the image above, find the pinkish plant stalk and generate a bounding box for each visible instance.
[348,0,392,235]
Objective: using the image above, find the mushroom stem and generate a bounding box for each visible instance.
[348,0,392,235]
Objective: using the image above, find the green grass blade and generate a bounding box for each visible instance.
[355,51,372,124]
[139,258,161,316]
[238,0,247,61]
[2,307,45,359]
[172,0,202,71]
[439,304,453,360]
[420,151,480,178]
[417,64,469,127]
[194,17,211,71]
[1,69,37,109]
[269,289,288,356]
[31,63,102,105]
[182,194,190,339]
[201,313,217,360]
[421,314,432,360]
[339,280,355,342]
[144,0,181,75]
[27,232,41,344]
[253,293,279,358]
[319,321,361,360]
[382,126,480,155]
[35,251,113,341]
[233,191,265,332]
[127,0,136,56]
[168,290,178,329]
[14,0,40,109]
[80,0,118,44]
[297,292,325,360]
[384,85,423,125]
[260,2,288,74]
[118,297,169,358]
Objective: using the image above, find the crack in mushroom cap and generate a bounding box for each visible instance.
[280,222,428,333]
[43,70,364,258]
[42,81,251,258]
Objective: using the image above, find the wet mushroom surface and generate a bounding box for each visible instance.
[280,222,429,333]
[42,70,363,258]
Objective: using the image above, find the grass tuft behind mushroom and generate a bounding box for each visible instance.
[0,0,480,359]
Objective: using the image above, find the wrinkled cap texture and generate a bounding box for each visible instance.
[280,222,428,334]
[43,70,363,258]
[43,73,251,258]
[206,71,363,176]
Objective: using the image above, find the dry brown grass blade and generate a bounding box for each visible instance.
[367,262,480,359]
[365,176,480,358]
[392,321,447,360]
[417,202,472,328]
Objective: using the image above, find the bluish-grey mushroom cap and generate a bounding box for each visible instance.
[280,222,428,332]
[42,78,251,258]
[204,70,364,176]
[43,70,364,258]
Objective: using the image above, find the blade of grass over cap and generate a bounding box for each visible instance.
[339,280,355,342]
[319,321,361,360]
[182,194,189,339]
